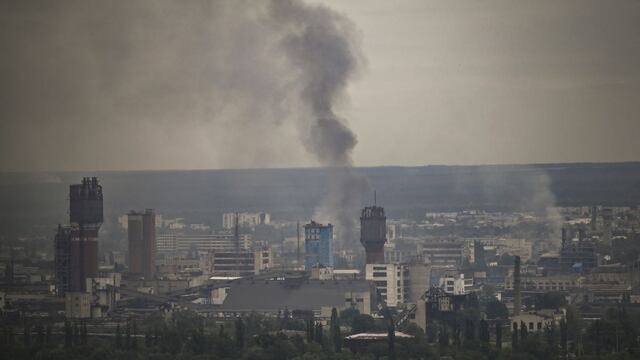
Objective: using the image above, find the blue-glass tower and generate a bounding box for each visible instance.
[304,221,334,270]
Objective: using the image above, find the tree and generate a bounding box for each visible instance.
[235,317,245,349]
[81,321,88,345]
[535,292,567,310]
[385,308,396,360]
[35,324,44,346]
[340,307,360,321]
[153,326,159,345]
[512,322,518,351]
[65,320,73,348]
[8,327,14,347]
[545,323,556,353]
[23,324,31,348]
[307,319,314,343]
[464,319,475,343]
[438,324,449,348]
[330,307,341,352]
[73,322,80,346]
[351,314,375,334]
[496,323,502,351]
[282,307,291,330]
[125,321,131,349]
[132,320,138,349]
[520,321,528,341]
[479,319,490,344]
[45,324,52,346]
[315,323,324,346]
[115,323,122,348]
[452,320,461,347]
[485,300,509,319]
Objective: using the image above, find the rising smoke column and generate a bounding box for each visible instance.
[270,0,370,248]
[0,0,369,245]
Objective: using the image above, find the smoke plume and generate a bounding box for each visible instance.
[0,0,368,244]
[269,0,369,247]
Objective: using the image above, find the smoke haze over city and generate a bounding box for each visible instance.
[1,0,639,172]
[2,2,640,360]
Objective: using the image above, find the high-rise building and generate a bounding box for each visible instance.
[128,209,156,279]
[304,221,334,270]
[54,177,103,295]
[360,206,387,264]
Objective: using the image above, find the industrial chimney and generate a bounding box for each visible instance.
[513,255,522,316]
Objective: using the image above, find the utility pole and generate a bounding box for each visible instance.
[296,221,301,268]
[234,212,240,251]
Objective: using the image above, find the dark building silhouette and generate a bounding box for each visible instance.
[360,205,387,264]
[513,256,522,316]
[128,209,156,279]
[54,177,103,295]
[559,227,597,272]
[474,240,486,269]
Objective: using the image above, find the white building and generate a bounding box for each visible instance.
[365,263,408,307]
[222,212,271,229]
[439,273,473,295]
[157,233,252,253]
[512,310,564,333]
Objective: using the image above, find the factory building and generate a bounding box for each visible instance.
[211,248,272,277]
[304,221,334,270]
[422,240,469,266]
[360,205,387,264]
[128,209,157,279]
[218,276,376,318]
[365,263,408,307]
[54,177,103,296]
[559,227,597,271]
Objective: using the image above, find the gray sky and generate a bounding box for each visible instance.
[1,0,639,171]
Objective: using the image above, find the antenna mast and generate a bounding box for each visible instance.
[296,221,301,268]
[234,212,240,251]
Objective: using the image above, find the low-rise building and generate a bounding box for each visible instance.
[511,310,564,332]
[439,273,473,295]
[218,277,376,318]
[365,263,408,307]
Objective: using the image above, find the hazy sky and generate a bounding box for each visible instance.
[1,0,639,171]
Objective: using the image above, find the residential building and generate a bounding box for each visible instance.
[304,221,333,270]
[128,209,156,279]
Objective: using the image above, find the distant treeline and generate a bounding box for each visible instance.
[1,162,639,238]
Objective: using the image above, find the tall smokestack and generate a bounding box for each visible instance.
[513,256,522,316]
